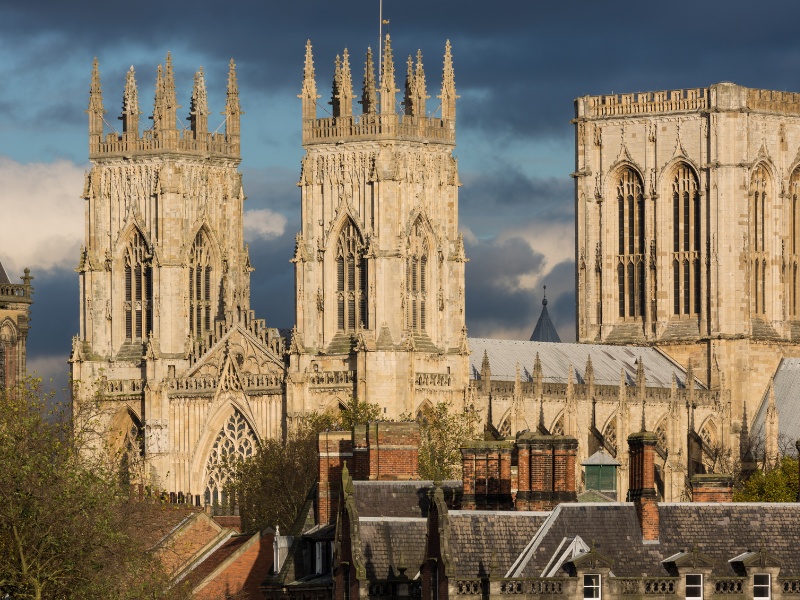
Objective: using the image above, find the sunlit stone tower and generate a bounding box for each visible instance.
[71,56,286,504]
[287,36,469,424]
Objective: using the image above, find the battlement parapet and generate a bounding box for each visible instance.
[579,87,708,118]
[90,130,239,159]
[303,114,454,145]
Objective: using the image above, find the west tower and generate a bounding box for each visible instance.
[71,56,286,504]
[287,37,469,423]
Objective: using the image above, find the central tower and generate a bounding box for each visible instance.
[287,36,469,422]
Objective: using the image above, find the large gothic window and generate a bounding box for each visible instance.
[407,218,429,332]
[671,165,701,317]
[189,230,214,338]
[204,409,258,505]
[789,170,800,317]
[616,168,645,319]
[750,165,769,315]
[335,219,368,331]
[124,233,152,341]
[0,321,15,389]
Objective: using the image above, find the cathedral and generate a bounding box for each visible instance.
[0,261,33,391]
[70,43,790,506]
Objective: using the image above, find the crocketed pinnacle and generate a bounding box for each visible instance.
[439,40,458,121]
[300,40,318,120]
[120,66,139,135]
[88,57,105,137]
[379,34,397,115]
[360,47,377,115]
[190,67,208,135]
[225,59,241,141]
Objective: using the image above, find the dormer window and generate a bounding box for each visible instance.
[686,574,703,600]
[754,574,771,600]
[583,574,601,600]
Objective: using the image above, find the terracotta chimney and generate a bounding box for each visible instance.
[352,421,420,481]
[627,431,659,541]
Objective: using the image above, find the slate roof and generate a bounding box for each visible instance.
[752,358,800,447]
[468,338,696,387]
[530,298,561,343]
[358,518,428,580]
[447,511,548,577]
[510,503,800,578]
[0,259,9,285]
[352,480,462,518]
[182,532,254,589]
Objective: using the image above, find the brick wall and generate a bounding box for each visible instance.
[317,431,353,526]
[156,513,223,575]
[460,441,514,509]
[690,474,733,502]
[515,433,578,511]
[194,531,275,600]
[352,422,420,481]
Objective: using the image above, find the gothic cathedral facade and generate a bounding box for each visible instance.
[574,83,800,456]
[286,38,469,425]
[70,56,286,504]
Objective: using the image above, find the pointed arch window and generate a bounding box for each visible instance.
[616,168,644,319]
[336,219,368,331]
[204,409,258,506]
[189,231,214,338]
[407,218,430,332]
[671,165,701,317]
[789,170,800,317]
[124,233,152,341]
[750,165,770,315]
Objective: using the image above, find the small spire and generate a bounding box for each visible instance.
[300,40,318,121]
[481,349,491,378]
[379,33,397,115]
[339,49,353,117]
[415,49,428,116]
[530,285,561,342]
[152,52,178,134]
[439,40,458,121]
[330,54,343,116]
[225,58,242,144]
[636,357,646,390]
[88,57,105,139]
[120,66,139,137]
[403,54,415,115]
[189,66,208,136]
[585,354,595,385]
[360,47,377,115]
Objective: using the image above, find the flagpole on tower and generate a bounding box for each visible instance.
[379,0,383,62]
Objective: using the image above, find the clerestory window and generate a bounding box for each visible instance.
[671,164,701,317]
[407,218,429,332]
[336,219,368,331]
[188,230,214,338]
[616,168,645,320]
[124,233,152,341]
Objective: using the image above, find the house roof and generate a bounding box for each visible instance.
[752,358,800,446]
[352,480,462,518]
[357,518,428,580]
[530,296,561,343]
[447,511,548,577]
[582,449,621,466]
[468,338,696,387]
[182,532,256,590]
[510,503,800,578]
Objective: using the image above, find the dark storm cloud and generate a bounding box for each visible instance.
[464,236,545,337]
[7,0,800,141]
[25,266,78,362]
[247,228,296,330]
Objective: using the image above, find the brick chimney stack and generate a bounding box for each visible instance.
[460,441,514,510]
[352,422,420,481]
[317,431,353,525]
[627,431,659,541]
[515,433,578,511]
[690,474,733,502]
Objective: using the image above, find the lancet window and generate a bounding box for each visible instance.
[406,219,429,332]
[750,165,770,315]
[335,219,368,331]
[671,164,701,316]
[789,169,800,317]
[124,233,152,341]
[189,231,214,338]
[616,168,645,319]
[204,409,258,506]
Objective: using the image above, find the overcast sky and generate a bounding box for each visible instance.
[3,0,800,395]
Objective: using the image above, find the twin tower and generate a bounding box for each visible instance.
[71,38,468,503]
